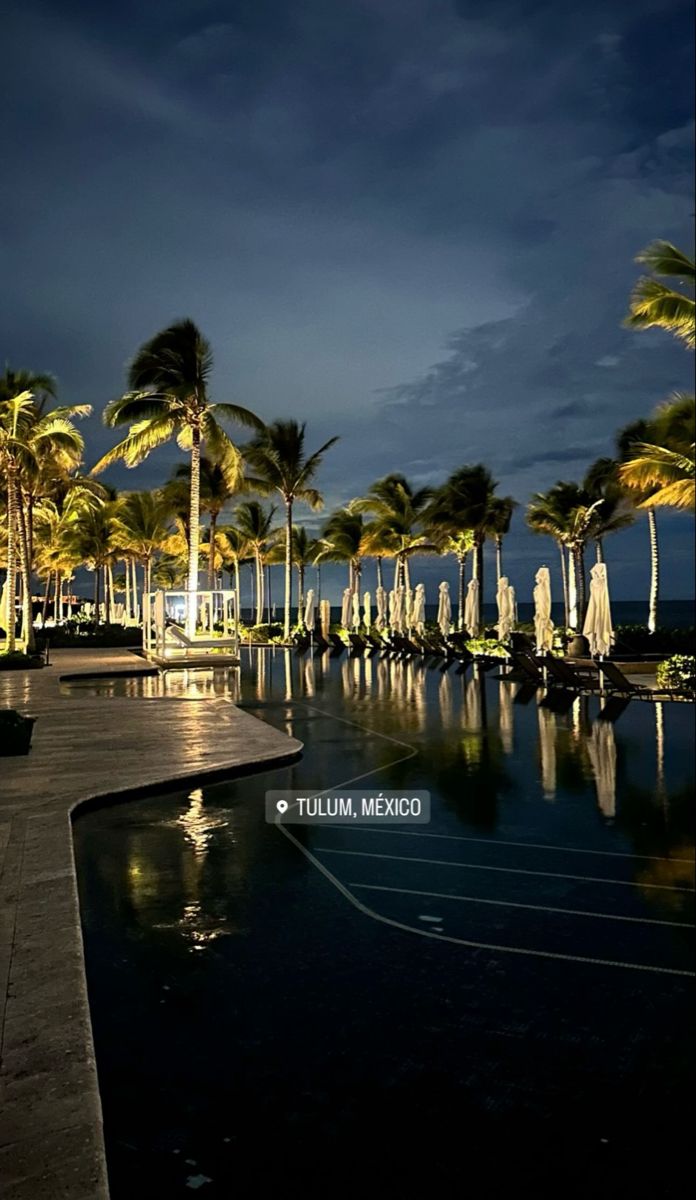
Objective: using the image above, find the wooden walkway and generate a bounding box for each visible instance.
[0,649,302,1199]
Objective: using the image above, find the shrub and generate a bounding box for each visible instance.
[0,651,44,671]
[656,655,696,694]
[465,637,509,659]
[615,625,695,656]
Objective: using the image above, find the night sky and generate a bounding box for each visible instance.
[3,0,694,603]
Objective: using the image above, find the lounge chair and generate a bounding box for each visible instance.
[348,633,369,655]
[501,650,544,685]
[596,695,631,723]
[328,633,347,654]
[540,655,602,692]
[598,660,663,698]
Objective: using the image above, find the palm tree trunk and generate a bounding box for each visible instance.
[233,560,241,635]
[403,557,411,592]
[124,558,131,623]
[284,498,293,640]
[208,512,218,589]
[473,536,484,631]
[267,564,272,625]
[108,562,115,623]
[95,564,101,625]
[595,539,604,564]
[394,557,401,591]
[376,557,383,591]
[16,485,35,651]
[42,573,52,625]
[4,464,18,652]
[457,553,466,631]
[186,426,202,637]
[298,564,305,625]
[316,562,321,603]
[576,546,587,628]
[558,541,569,628]
[647,507,659,635]
[495,535,503,581]
[255,550,264,626]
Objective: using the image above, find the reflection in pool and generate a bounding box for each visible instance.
[74,648,694,1198]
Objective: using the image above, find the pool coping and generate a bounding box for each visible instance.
[0,648,303,1199]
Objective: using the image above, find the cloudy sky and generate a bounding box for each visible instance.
[3,0,694,604]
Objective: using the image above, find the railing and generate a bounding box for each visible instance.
[143,590,239,660]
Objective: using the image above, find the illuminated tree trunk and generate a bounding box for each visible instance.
[283,497,293,640]
[457,553,466,631]
[4,464,18,652]
[495,534,503,582]
[647,507,659,635]
[473,535,484,631]
[558,541,569,628]
[186,424,201,637]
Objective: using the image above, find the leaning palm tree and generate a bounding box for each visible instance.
[625,241,695,349]
[242,420,338,640]
[92,319,262,635]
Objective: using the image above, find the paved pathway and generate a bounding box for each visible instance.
[0,649,302,1199]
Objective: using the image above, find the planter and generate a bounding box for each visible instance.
[567,634,590,658]
[0,712,36,756]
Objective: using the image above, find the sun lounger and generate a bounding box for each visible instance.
[328,633,347,654]
[598,660,663,698]
[165,623,231,650]
[540,655,602,691]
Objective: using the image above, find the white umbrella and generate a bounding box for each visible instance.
[583,562,614,656]
[393,587,405,634]
[320,598,331,638]
[404,587,413,629]
[411,583,426,633]
[304,588,316,631]
[341,587,352,629]
[463,578,479,637]
[352,590,361,630]
[388,589,397,628]
[586,720,617,819]
[375,586,387,630]
[533,566,554,652]
[437,581,451,636]
[363,591,372,629]
[496,576,515,641]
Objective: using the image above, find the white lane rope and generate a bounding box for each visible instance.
[348,882,694,928]
[271,700,695,977]
[315,847,693,892]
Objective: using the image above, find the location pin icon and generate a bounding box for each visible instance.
[276,799,289,815]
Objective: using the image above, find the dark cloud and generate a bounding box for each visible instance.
[1,0,694,604]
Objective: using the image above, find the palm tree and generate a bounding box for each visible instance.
[1,375,89,650]
[233,500,279,626]
[527,483,600,630]
[354,474,434,591]
[582,458,635,562]
[112,491,173,602]
[487,495,517,580]
[217,526,251,629]
[92,319,261,636]
[619,394,695,513]
[616,396,695,632]
[164,453,244,588]
[66,500,118,622]
[242,420,338,640]
[625,241,695,348]
[426,465,498,631]
[291,526,323,623]
[321,507,368,597]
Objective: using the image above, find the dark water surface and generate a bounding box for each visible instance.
[73,650,695,1199]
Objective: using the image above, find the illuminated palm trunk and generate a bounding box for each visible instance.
[558,541,569,628]
[255,549,264,626]
[297,562,305,624]
[4,464,18,652]
[186,426,201,638]
[495,535,503,582]
[568,550,578,631]
[647,507,659,634]
[457,553,466,631]
[283,497,293,640]
[16,486,35,650]
[473,535,484,630]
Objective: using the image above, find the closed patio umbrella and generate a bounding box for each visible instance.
[533,566,554,652]
[375,586,387,630]
[411,583,426,633]
[583,562,614,656]
[363,590,371,630]
[388,589,397,629]
[393,587,405,634]
[496,576,515,641]
[463,578,479,637]
[352,589,361,630]
[304,588,316,631]
[437,581,451,636]
[341,587,352,629]
[320,598,331,638]
[404,587,413,629]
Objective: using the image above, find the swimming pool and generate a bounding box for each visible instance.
[73,648,694,1198]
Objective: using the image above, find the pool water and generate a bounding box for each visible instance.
[73,648,695,1198]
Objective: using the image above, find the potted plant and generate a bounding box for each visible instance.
[0,708,37,756]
